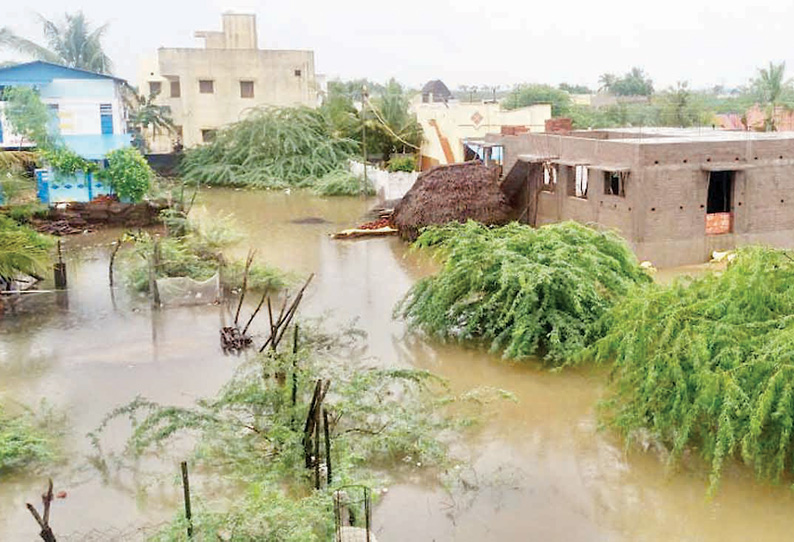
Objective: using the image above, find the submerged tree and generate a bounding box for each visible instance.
[0,12,112,73]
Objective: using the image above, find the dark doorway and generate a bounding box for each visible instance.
[707,171,733,213]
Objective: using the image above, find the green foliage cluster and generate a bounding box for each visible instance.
[124,216,287,293]
[387,155,417,173]
[2,86,52,146]
[598,67,654,96]
[0,403,58,474]
[397,221,650,365]
[312,170,374,197]
[503,84,572,116]
[102,147,153,202]
[585,247,794,492]
[91,323,493,541]
[0,214,52,280]
[180,107,358,189]
[40,146,96,174]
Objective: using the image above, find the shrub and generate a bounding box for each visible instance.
[312,170,374,197]
[0,403,58,474]
[0,215,52,280]
[103,147,153,202]
[397,221,651,364]
[40,146,96,175]
[585,247,794,492]
[387,155,417,172]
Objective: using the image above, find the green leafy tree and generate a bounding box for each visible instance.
[125,90,176,152]
[658,82,712,127]
[0,215,52,281]
[365,79,422,159]
[559,83,592,94]
[2,86,51,147]
[599,68,654,97]
[0,12,112,73]
[751,61,793,131]
[598,73,618,92]
[503,84,572,116]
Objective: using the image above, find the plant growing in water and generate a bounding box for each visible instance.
[397,220,651,365]
[584,246,794,493]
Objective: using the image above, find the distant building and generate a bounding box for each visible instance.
[0,61,130,203]
[139,13,319,152]
[413,80,551,170]
[495,127,794,267]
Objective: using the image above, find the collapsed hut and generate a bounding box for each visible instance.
[391,161,516,240]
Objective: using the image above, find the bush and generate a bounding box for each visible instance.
[585,247,794,492]
[40,146,97,175]
[387,155,417,172]
[0,403,58,474]
[397,221,651,364]
[0,215,52,280]
[103,147,153,202]
[312,170,374,197]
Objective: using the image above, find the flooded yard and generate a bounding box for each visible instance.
[2,188,794,541]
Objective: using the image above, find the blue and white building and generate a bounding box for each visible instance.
[0,61,132,203]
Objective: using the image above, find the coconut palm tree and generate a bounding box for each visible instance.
[0,12,112,74]
[753,61,790,131]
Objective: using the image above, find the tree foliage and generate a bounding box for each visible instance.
[584,247,794,492]
[751,61,794,131]
[598,67,654,97]
[0,215,52,281]
[180,106,358,189]
[101,147,153,202]
[503,84,572,116]
[0,11,112,73]
[397,221,651,365]
[2,86,51,146]
[0,403,57,474]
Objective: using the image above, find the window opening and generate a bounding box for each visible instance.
[604,171,627,197]
[706,170,734,234]
[149,81,162,96]
[170,79,181,98]
[100,103,113,135]
[199,80,214,94]
[542,162,557,192]
[240,80,255,98]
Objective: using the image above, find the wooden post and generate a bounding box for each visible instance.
[323,408,332,485]
[53,240,67,290]
[149,239,161,308]
[291,325,299,408]
[314,405,321,490]
[181,461,193,539]
[304,379,323,468]
[108,237,122,287]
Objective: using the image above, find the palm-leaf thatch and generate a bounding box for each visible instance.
[391,161,515,240]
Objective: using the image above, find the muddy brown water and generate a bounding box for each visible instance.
[2,188,794,541]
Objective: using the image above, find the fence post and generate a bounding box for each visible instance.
[53,240,67,290]
[323,408,332,485]
[181,461,193,539]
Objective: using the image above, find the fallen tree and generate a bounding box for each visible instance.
[584,246,794,493]
[397,221,651,365]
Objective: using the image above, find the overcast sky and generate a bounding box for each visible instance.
[1,0,791,91]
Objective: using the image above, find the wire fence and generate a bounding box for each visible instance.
[58,521,170,542]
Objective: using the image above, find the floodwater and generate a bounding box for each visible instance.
[2,188,794,541]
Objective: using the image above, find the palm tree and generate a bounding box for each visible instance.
[753,61,789,131]
[125,89,176,152]
[598,73,617,93]
[0,12,112,74]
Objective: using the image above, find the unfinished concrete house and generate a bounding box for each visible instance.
[494,128,794,267]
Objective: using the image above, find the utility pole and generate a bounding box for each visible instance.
[361,85,368,195]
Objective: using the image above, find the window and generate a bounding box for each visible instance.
[568,165,588,198]
[170,79,181,98]
[149,81,162,96]
[201,129,217,143]
[199,80,214,94]
[100,103,113,135]
[604,171,627,197]
[240,80,255,98]
[706,170,734,235]
[294,69,302,77]
[541,163,557,192]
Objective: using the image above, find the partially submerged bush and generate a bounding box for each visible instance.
[0,403,58,474]
[585,246,794,492]
[387,154,416,172]
[180,107,358,189]
[312,169,374,197]
[397,221,651,364]
[0,215,52,280]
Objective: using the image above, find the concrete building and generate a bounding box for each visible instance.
[0,61,129,157]
[413,83,551,170]
[0,61,130,203]
[495,128,794,267]
[139,13,318,151]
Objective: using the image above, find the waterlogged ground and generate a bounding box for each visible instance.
[2,188,794,540]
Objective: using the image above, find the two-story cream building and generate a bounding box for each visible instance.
[138,13,319,152]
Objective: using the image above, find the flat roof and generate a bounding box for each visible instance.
[568,127,794,145]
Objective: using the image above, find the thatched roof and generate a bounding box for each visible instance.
[421,80,452,103]
[392,161,517,240]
